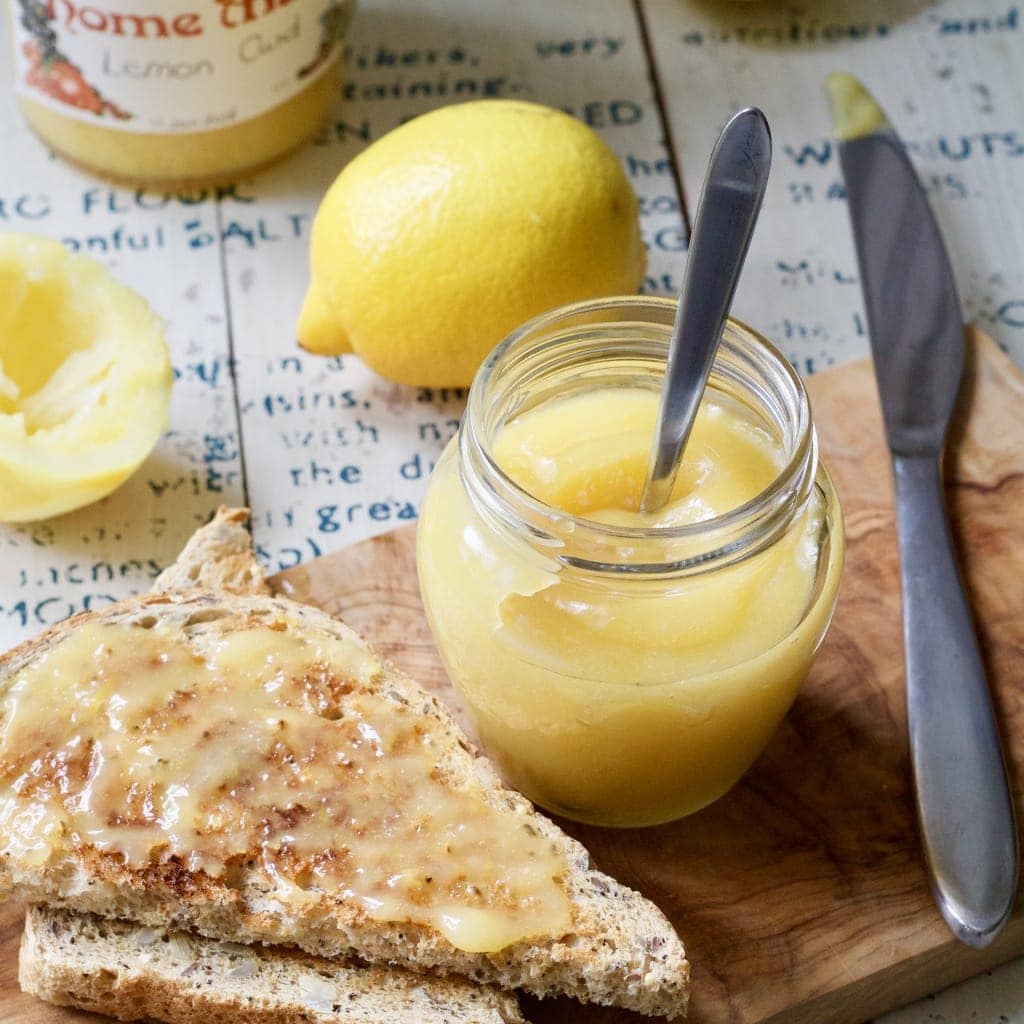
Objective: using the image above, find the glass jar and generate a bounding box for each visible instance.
[417,297,844,828]
[8,0,355,188]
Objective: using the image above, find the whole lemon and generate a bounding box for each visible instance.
[298,100,645,387]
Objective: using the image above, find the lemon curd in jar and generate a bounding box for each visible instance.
[7,0,355,187]
[417,298,844,827]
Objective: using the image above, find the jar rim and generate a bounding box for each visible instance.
[460,296,818,575]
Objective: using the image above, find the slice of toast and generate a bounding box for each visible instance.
[23,513,526,1024]
[1,508,689,1018]
[20,906,525,1024]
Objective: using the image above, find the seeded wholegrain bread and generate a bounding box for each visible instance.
[2,508,689,1019]
[21,906,525,1024]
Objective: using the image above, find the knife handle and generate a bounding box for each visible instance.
[893,453,1018,946]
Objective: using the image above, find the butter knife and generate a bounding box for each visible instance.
[826,73,1017,947]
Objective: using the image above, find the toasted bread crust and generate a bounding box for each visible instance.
[153,507,270,596]
[21,906,525,1024]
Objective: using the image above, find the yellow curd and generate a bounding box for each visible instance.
[417,298,844,827]
[16,70,339,188]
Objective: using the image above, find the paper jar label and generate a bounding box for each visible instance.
[9,0,353,133]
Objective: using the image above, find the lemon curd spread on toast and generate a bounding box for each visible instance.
[0,615,572,953]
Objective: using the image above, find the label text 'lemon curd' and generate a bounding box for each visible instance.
[0,618,571,953]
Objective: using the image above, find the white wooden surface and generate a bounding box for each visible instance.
[640,0,1024,376]
[0,1,1022,1021]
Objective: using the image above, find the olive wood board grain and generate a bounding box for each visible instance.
[2,327,1023,1024]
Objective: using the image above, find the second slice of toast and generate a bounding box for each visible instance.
[21,906,525,1024]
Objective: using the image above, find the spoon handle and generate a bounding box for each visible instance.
[641,108,772,513]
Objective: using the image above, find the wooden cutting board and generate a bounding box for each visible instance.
[2,328,1023,1024]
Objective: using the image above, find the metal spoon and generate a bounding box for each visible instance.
[640,108,772,513]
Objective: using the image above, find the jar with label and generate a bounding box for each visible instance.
[417,297,845,828]
[7,0,356,187]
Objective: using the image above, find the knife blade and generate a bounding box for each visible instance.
[826,73,1018,948]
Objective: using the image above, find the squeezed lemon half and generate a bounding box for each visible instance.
[0,234,172,522]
